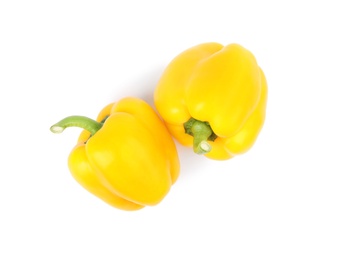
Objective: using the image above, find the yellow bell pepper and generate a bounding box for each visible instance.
[50,97,180,210]
[154,43,268,160]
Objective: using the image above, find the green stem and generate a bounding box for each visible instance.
[184,118,216,155]
[50,116,103,136]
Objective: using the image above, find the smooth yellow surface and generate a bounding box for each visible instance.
[154,43,268,160]
[68,97,180,210]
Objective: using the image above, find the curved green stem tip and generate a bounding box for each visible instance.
[50,115,103,136]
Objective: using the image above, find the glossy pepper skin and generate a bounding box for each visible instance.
[51,97,180,210]
[154,43,268,160]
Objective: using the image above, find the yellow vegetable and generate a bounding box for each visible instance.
[51,97,180,210]
[154,43,268,160]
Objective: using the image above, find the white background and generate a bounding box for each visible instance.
[1,1,341,259]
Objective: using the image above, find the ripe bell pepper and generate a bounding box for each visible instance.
[50,97,180,210]
[154,43,268,160]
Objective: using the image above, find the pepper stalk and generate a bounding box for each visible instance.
[183,118,217,155]
[50,116,103,136]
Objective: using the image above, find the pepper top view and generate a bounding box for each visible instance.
[154,42,267,160]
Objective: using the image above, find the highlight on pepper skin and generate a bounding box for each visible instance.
[154,42,268,160]
[50,97,180,210]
